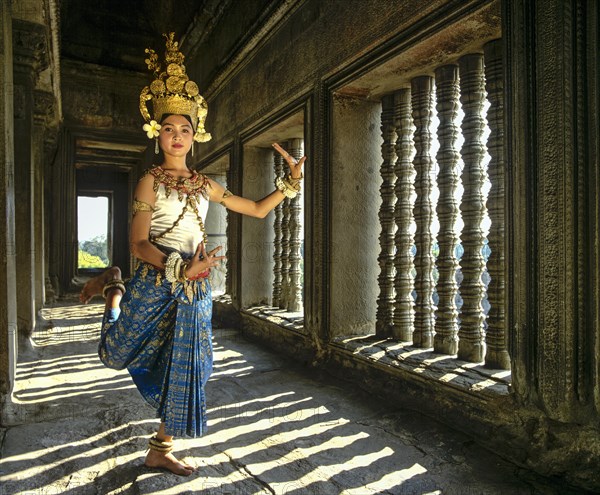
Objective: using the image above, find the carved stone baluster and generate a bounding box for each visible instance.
[224,168,232,297]
[280,141,291,309]
[288,138,304,313]
[457,54,488,362]
[376,95,397,336]
[411,76,437,348]
[483,40,510,369]
[433,65,461,355]
[391,89,416,341]
[272,150,284,307]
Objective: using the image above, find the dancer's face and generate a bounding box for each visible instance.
[158,115,194,157]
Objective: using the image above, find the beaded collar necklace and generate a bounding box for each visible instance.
[148,166,211,201]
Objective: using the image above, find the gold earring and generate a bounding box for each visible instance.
[155,139,159,154]
[191,143,194,157]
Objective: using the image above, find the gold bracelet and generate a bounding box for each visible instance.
[178,260,190,282]
[275,176,298,199]
[283,176,301,192]
[165,252,182,283]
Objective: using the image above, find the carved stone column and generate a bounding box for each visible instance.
[12,19,48,339]
[49,127,76,295]
[433,65,461,355]
[0,0,18,410]
[280,141,291,309]
[391,89,416,342]
[224,167,233,297]
[376,95,397,335]
[411,76,437,348]
[33,90,54,310]
[506,0,600,422]
[483,40,510,370]
[287,138,304,313]
[457,53,488,363]
[226,143,242,310]
[272,150,284,307]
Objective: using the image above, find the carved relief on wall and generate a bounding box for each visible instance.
[34,90,55,125]
[13,85,26,120]
[62,86,113,128]
[12,19,49,74]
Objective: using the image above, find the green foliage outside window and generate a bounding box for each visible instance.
[78,235,109,268]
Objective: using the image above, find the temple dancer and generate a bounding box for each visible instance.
[80,33,305,476]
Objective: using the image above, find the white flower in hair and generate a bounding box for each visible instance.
[143,120,161,139]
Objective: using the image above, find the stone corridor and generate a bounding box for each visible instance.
[0,298,579,494]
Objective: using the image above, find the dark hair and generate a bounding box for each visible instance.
[159,113,194,128]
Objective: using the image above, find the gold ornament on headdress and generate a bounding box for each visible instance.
[139,33,211,143]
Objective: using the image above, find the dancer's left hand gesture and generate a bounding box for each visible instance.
[272,143,306,179]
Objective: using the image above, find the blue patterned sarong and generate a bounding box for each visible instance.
[98,261,213,438]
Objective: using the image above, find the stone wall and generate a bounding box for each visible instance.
[201,0,600,490]
[239,146,276,307]
[0,0,18,408]
[1,0,62,425]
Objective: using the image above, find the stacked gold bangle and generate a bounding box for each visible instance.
[165,252,181,283]
[165,252,191,283]
[275,173,302,199]
[102,279,126,298]
[148,435,174,453]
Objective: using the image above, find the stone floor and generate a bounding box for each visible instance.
[0,297,585,495]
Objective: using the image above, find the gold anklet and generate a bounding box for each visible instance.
[102,279,126,299]
[148,435,174,453]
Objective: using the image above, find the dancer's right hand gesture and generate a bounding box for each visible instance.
[185,243,226,280]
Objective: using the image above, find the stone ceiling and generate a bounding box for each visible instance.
[60,0,208,72]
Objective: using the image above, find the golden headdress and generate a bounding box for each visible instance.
[140,33,211,143]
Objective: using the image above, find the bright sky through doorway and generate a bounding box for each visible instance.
[78,196,108,242]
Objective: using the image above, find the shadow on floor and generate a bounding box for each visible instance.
[0,297,580,495]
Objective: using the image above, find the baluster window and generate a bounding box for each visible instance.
[375,40,508,369]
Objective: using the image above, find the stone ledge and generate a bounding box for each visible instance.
[219,299,509,399]
[241,304,305,333]
[332,335,511,399]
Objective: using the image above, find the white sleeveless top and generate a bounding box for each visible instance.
[146,167,210,255]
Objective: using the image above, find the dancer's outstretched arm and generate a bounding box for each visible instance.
[206,142,306,218]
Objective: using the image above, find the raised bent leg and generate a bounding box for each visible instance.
[79,266,123,305]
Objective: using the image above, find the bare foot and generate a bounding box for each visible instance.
[79,266,122,304]
[144,449,196,476]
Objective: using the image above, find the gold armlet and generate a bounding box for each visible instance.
[220,189,234,207]
[132,199,155,215]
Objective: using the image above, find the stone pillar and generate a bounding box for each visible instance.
[505,0,600,421]
[330,95,381,338]
[272,150,284,307]
[287,138,304,313]
[12,19,47,339]
[391,89,416,342]
[411,75,437,349]
[33,90,53,309]
[240,146,275,307]
[482,40,510,370]
[376,95,397,335]
[224,161,235,299]
[433,65,461,356]
[456,54,488,363]
[0,0,18,411]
